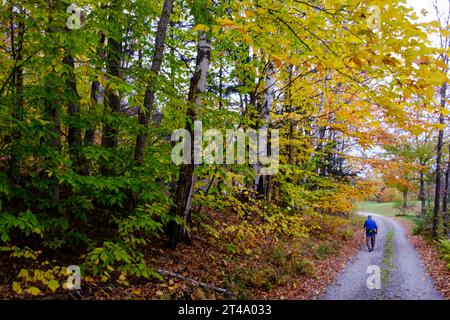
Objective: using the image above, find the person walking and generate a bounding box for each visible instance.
[363,215,378,252]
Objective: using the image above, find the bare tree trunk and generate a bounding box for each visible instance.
[63,55,82,171]
[428,181,432,209]
[84,33,106,151]
[168,30,211,248]
[43,1,64,205]
[101,1,122,162]
[84,80,100,147]
[311,73,330,174]
[432,0,450,238]
[254,61,275,197]
[402,189,408,212]
[433,83,447,238]
[8,4,25,183]
[419,171,426,218]
[134,0,174,161]
[443,145,450,235]
[101,38,121,150]
[286,65,295,166]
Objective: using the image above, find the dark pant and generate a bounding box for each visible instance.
[366,234,376,251]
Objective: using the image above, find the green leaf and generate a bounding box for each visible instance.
[17,269,29,279]
[12,282,22,294]
[48,280,60,292]
[27,287,42,296]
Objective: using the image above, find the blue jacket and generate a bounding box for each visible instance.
[364,218,378,235]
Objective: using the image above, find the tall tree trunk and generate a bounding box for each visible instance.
[84,80,100,147]
[312,73,330,174]
[134,0,174,161]
[168,30,211,248]
[254,61,275,196]
[219,63,224,109]
[63,55,82,171]
[43,1,65,205]
[443,145,450,235]
[286,65,294,166]
[101,38,121,150]
[8,4,25,183]
[428,180,432,209]
[84,33,106,152]
[433,82,447,238]
[402,189,408,213]
[419,170,426,218]
[101,1,122,166]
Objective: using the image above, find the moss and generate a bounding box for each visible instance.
[381,230,395,284]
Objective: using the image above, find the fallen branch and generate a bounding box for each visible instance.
[156,268,235,299]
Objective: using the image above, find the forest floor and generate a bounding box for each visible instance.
[0,209,365,300]
[398,219,450,299]
[2,204,447,300]
[322,212,446,300]
[85,210,365,300]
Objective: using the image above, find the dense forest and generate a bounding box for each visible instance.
[0,0,449,300]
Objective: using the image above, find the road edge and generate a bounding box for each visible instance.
[395,218,450,300]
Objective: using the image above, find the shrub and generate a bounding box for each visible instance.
[315,242,333,260]
[222,267,253,299]
[437,239,450,271]
[251,267,278,290]
[288,255,315,278]
[412,221,424,235]
[272,245,287,267]
[340,228,354,241]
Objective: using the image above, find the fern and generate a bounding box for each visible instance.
[437,239,450,270]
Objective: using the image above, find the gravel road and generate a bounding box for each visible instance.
[321,213,443,300]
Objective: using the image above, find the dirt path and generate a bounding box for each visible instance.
[321,213,443,300]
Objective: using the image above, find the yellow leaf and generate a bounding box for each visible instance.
[418,56,430,65]
[17,269,29,279]
[266,25,277,33]
[351,56,363,67]
[316,62,324,73]
[244,11,254,17]
[48,280,59,292]
[440,29,450,38]
[12,282,22,294]
[436,59,448,70]
[271,54,283,67]
[27,287,42,296]
[193,24,210,32]
[132,289,142,296]
[218,18,236,28]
